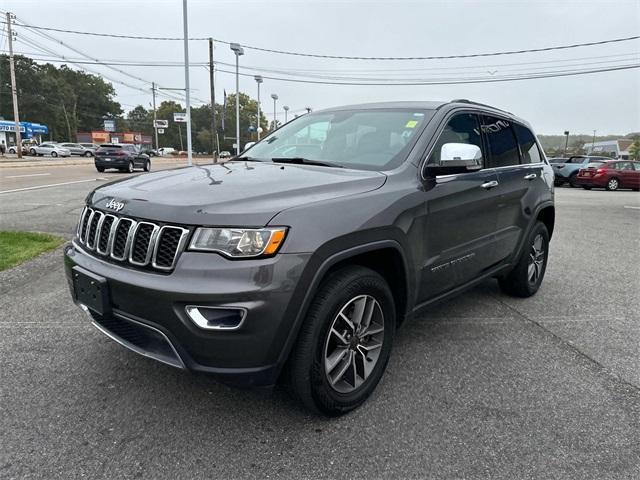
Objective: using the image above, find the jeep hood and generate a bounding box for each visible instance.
[90,161,386,226]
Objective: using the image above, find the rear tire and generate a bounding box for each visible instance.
[51,151,58,158]
[499,221,549,298]
[84,151,93,157]
[582,186,592,190]
[29,148,36,155]
[96,166,105,172]
[285,266,395,416]
[568,172,578,188]
[606,177,620,191]
[127,161,134,173]
[144,160,150,172]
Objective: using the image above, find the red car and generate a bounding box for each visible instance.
[575,160,640,191]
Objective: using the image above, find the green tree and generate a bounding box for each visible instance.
[0,55,122,141]
[629,140,640,160]
[126,105,152,135]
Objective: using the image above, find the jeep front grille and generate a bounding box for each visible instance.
[76,207,189,272]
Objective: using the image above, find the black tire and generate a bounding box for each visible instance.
[51,151,58,158]
[96,166,105,172]
[633,188,639,192]
[143,160,150,172]
[29,148,36,155]
[285,266,395,416]
[499,221,549,298]
[582,186,592,190]
[568,172,579,188]
[127,161,134,173]
[553,179,563,187]
[606,177,620,191]
[84,151,93,157]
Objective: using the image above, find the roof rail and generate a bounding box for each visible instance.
[449,99,512,114]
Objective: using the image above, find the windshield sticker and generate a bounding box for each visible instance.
[405,120,418,128]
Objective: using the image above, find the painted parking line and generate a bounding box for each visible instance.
[0,178,108,194]
[623,205,640,210]
[5,173,52,178]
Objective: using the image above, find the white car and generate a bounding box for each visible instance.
[157,147,176,156]
[29,143,71,158]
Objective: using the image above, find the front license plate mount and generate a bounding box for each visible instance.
[72,266,111,316]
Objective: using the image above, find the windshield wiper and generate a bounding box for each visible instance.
[271,157,343,168]
[233,156,264,162]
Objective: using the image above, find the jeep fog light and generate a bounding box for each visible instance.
[189,227,287,258]
[185,306,246,330]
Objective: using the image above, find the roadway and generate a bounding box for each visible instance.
[0,167,638,479]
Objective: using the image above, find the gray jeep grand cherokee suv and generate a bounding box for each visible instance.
[64,100,554,415]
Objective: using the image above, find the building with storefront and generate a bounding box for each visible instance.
[0,120,49,146]
[585,139,633,159]
[77,131,152,146]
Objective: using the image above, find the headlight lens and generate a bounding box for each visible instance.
[188,227,287,258]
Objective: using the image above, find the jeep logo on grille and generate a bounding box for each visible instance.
[105,199,125,212]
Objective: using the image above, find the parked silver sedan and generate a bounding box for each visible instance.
[29,143,71,158]
[59,143,94,156]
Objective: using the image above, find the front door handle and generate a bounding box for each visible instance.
[524,173,537,180]
[481,180,499,189]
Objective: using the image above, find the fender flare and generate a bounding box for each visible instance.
[274,239,411,372]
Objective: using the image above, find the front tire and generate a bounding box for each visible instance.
[286,266,395,416]
[499,221,549,298]
[51,151,58,158]
[84,151,93,157]
[29,148,36,155]
[143,160,150,172]
[606,177,620,191]
[127,161,134,173]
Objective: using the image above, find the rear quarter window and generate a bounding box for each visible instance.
[513,123,542,164]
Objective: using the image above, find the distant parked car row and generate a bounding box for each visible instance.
[550,156,639,191]
[549,155,611,187]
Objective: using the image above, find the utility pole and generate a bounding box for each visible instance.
[563,130,569,156]
[6,12,22,158]
[591,129,597,154]
[208,38,217,162]
[182,0,192,166]
[151,82,159,151]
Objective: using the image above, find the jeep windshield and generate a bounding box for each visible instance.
[238,108,434,171]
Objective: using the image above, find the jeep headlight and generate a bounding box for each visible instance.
[188,227,287,258]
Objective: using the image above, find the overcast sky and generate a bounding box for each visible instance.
[4,0,640,135]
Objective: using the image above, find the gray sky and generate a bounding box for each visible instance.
[5,0,640,135]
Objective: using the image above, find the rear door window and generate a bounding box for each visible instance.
[513,123,542,164]
[482,116,520,167]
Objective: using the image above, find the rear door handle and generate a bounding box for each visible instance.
[524,173,537,180]
[481,180,499,189]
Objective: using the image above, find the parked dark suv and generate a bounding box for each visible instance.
[64,100,554,415]
[94,144,151,173]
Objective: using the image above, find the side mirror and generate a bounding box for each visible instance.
[425,143,483,177]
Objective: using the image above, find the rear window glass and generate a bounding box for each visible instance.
[513,123,542,164]
[99,144,121,149]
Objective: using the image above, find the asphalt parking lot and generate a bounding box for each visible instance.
[0,170,639,479]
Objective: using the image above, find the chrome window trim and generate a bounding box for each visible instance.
[152,226,190,271]
[129,222,161,267]
[109,218,136,261]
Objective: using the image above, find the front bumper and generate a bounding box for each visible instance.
[64,242,312,387]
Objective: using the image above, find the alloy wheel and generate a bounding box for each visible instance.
[608,178,619,190]
[323,294,385,394]
[527,233,545,285]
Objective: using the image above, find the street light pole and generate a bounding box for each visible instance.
[305,107,312,114]
[230,43,244,155]
[182,0,193,166]
[152,82,159,151]
[283,105,289,124]
[563,130,569,156]
[254,75,263,140]
[271,94,278,131]
[591,129,597,154]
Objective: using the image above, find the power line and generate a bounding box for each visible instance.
[1,19,638,61]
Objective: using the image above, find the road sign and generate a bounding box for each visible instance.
[157,128,165,134]
[173,112,188,123]
[103,119,116,132]
[154,119,168,128]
